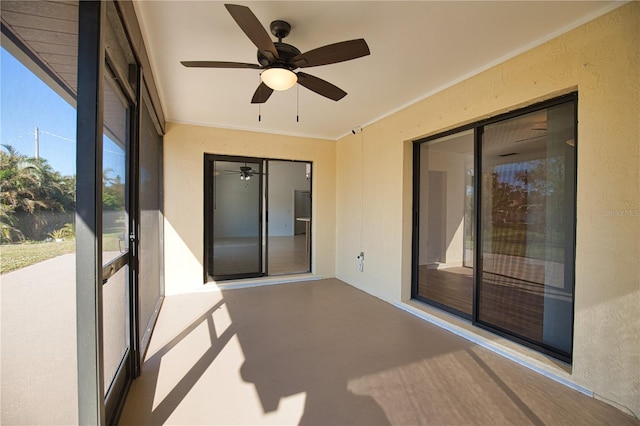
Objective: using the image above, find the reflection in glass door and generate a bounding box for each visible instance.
[207,156,265,280]
[479,102,576,358]
[415,130,474,317]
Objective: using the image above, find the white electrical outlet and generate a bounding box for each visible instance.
[357,252,364,272]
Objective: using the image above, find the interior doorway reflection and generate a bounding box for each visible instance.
[416,130,474,317]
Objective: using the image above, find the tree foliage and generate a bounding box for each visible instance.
[0,145,75,242]
[103,169,125,211]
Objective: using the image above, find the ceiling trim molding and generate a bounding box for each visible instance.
[167,117,335,142]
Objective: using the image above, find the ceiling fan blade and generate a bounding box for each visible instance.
[292,39,370,68]
[181,61,262,69]
[251,82,274,104]
[297,72,347,101]
[225,4,279,60]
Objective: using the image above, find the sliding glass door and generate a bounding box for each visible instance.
[413,93,577,361]
[204,156,313,281]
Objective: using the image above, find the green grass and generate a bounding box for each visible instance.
[486,223,565,262]
[464,224,565,263]
[0,233,123,274]
[0,240,75,274]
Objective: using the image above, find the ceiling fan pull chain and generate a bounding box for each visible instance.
[296,84,300,123]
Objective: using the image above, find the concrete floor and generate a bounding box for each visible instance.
[1,254,78,425]
[119,278,638,425]
[1,251,129,425]
[0,236,307,425]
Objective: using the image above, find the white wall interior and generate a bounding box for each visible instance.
[268,161,310,236]
[213,160,262,239]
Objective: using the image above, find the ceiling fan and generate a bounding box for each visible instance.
[237,165,260,180]
[217,165,264,180]
[181,4,370,104]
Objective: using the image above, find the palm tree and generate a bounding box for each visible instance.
[0,145,76,242]
[0,203,24,243]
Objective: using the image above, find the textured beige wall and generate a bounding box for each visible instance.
[336,3,639,416]
[163,123,336,294]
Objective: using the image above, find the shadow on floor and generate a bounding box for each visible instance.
[118,279,639,425]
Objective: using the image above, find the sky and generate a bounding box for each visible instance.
[1,47,125,180]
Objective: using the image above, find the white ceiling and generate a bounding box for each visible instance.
[133,1,620,141]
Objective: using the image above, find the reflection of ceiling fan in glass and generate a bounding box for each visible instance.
[239,166,256,181]
[217,164,265,181]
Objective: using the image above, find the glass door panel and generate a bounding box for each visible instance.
[416,130,474,316]
[102,77,128,264]
[211,159,264,279]
[479,103,576,357]
[101,72,130,397]
[267,161,312,275]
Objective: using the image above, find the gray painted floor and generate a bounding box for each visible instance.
[119,278,638,425]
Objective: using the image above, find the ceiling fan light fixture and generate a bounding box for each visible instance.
[261,67,297,91]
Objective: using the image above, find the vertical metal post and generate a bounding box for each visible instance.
[263,160,269,275]
[76,1,105,424]
[128,63,142,378]
[410,142,420,298]
[472,127,483,325]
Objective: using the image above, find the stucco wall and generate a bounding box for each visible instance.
[335,3,639,416]
[163,124,336,294]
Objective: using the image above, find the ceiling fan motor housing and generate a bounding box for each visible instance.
[258,42,301,68]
